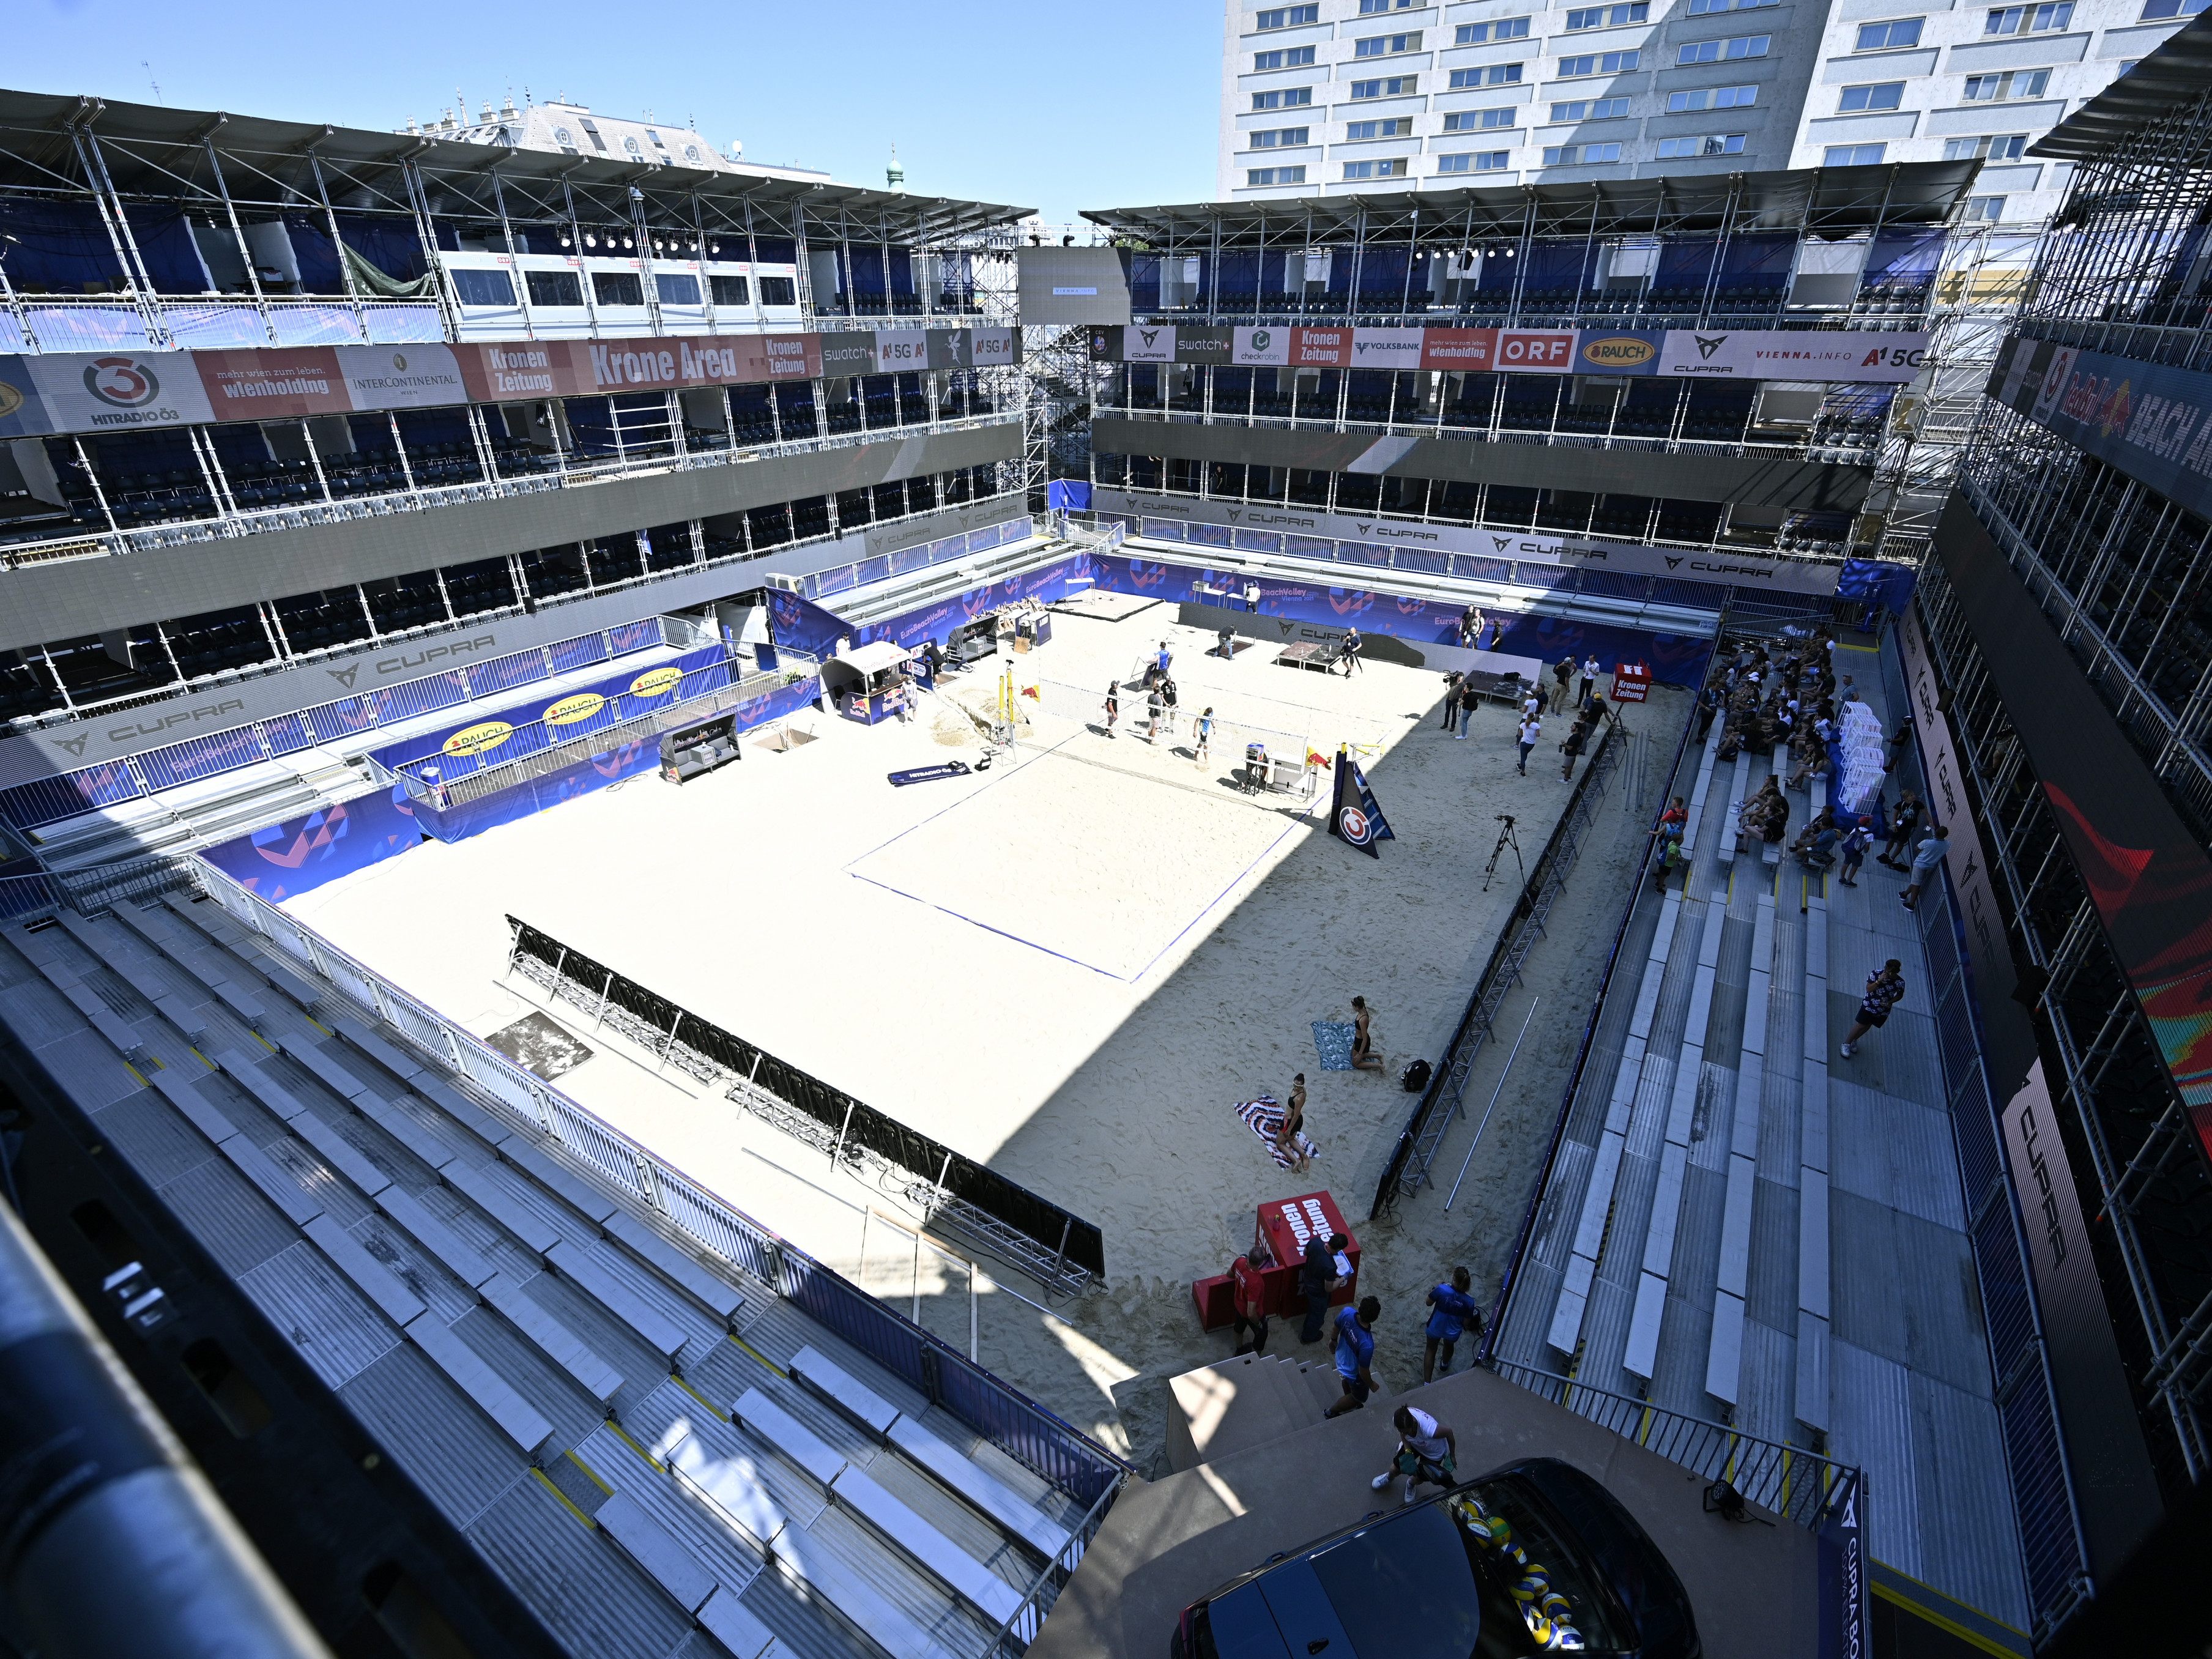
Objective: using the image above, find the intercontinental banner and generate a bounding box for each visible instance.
[0,326,1019,440]
[1088,324,1928,383]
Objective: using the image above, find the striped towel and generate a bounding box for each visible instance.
[1236,1096,1319,1170]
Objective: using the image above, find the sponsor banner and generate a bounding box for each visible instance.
[336,343,469,410]
[196,785,424,905]
[1494,329,1576,374]
[1419,328,1498,373]
[872,329,929,373]
[818,332,878,378]
[1659,328,1930,382]
[1233,326,1291,366]
[0,357,47,437]
[456,341,573,401]
[968,325,1019,368]
[1124,324,1176,363]
[1086,325,1124,362]
[1092,489,1844,594]
[1291,327,1353,367]
[1573,330,1665,376]
[2001,340,2212,527]
[1173,325,1234,366]
[196,347,354,419]
[27,349,218,429]
[1351,327,1425,370]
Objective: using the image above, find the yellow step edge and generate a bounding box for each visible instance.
[530,1466,595,1530]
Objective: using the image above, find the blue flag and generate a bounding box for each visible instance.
[1327,749,1396,858]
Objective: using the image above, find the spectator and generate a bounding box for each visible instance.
[1553,656,1575,702]
[1300,1231,1349,1344]
[1423,1267,1482,1382]
[1323,1295,1382,1418]
[1794,814,1839,870]
[1559,718,1589,781]
[1879,790,1923,869]
[1652,796,1687,842]
[1840,960,1907,1059]
[1886,716,1914,773]
[1652,833,1685,893]
[1516,713,1541,776]
[1694,682,1723,741]
[1457,672,1483,739]
[1901,824,1949,911]
[1369,1405,1458,1505]
[1578,655,1600,708]
[1838,816,1873,887]
[1230,1254,1270,1356]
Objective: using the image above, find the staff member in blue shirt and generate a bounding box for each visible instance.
[1323,1296,1383,1419]
[1423,1266,1483,1382]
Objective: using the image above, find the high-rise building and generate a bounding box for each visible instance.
[1219,0,2200,223]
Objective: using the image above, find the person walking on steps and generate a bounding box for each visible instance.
[1901,824,1948,911]
[1102,680,1119,738]
[1423,1266,1482,1382]
[1351,996,1385,1072]
[1323,1296,1381,1418]
[1457,672,1482,738]
[1841,960,1906,1058]
[1300,1232,1349,1344]
[1370,1405,1457,1503]
[1516,713,1542,776]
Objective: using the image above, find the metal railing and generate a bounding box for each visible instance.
[1371,717,1623,1217]
[185,858,1130,1520]
[1486,1358,1862,1535]
[789,516,1035,601]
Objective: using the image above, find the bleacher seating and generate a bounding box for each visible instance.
[0,889,1094,1659]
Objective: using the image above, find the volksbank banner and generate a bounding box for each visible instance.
[0,326,1019,439]
[1088,324,1928,382]
[1991,335,2212,527]
[1091,488,1845,595]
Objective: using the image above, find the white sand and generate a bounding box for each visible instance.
[290,607,1660,1455]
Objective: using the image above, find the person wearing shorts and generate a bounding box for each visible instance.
[1324,1296,1381,1417]
[1841,960,1906,1058]
[1370,1405,1457,1504]
[1195,707,1215,764]
[1423,1266,1482,1382]
[1102,681,1119,738]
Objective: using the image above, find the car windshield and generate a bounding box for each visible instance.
[1448,1479,1633,1655]
[1306,1504,1480,1658]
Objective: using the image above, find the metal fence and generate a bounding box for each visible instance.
[184,856,1131,1524]
[1487,1358,1862,1534]
[0,618,672,834]
[1371,716,1627,1217]
[795,516,1034,601]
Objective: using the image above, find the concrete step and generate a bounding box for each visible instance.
[1166,1352,1313,1472]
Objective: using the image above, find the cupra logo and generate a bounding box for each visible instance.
[1694,334,1728,360]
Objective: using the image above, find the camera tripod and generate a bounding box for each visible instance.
[1482,813,1525,893]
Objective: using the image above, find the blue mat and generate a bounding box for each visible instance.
[1312,1021,1356,1071]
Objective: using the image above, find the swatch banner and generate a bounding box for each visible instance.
[0,327,1020,439]
[1991,334,2212,528]
[1083,550,1713,686]
[1086,324,1927,383]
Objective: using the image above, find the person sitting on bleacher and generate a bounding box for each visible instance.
[1792,809,1838,868]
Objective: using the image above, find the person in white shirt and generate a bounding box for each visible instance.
[1578,655,1600,708]
[1369,1405,1458,1504]
[1516,714,1541,775]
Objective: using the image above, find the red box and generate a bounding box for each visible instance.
[1249,1191,1359,1319]
[1192,1272,1235,1332]
[1611,662,1652,705]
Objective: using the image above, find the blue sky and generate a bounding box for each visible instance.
[17,0,1219,224]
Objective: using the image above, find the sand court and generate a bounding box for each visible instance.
[849,733,1313,982]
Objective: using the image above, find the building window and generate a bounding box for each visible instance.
[1657,133,1748,157]
[1543,141,1625,163]
[1986,2,2074,31]
[1838,81,1906,109]
[1450,64,1524,86]
[1824,143,1888,164]
[591,270,645,308]
[1354,32,1422,56]
[1255,4,1321,28]
[1963,194,2006,219]
[758,276,797,306]
[1942,133,2027,159]
[1342,158,1411,179]
[2140,0,2210,15]
[1551,96,1633,119]
[1248,166,1310,185]
[1252,87,1315,108]
[1855,17,1925,48]
[1349,76,1420,97]
[1249,126,1313,147]
[1962,67,2052,98]
[1439,151,1513,172]
[1565,2,1649,28]
[1677,34,1770,62]
[1686,0,1778,13]
[1444,107,1521,130]
[527,269,585,307]
[1255,45,1317,68]
[1457,18,1532,43]
[450,267,516,307]
[1559,50,1641,76]
[1346,117,1415,138]
[707,274,750,306]
[1666,84,1757,111]
[1357,0,1416,10]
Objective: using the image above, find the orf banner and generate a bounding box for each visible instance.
[1328,748,1396,858]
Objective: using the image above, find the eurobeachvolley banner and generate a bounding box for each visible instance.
[1083,549,1713,686]
[197,783,425,904]
[0,326,1020,439]
[1086,325,1928,383]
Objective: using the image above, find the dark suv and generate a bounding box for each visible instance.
[1171,1458,1701,1659]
